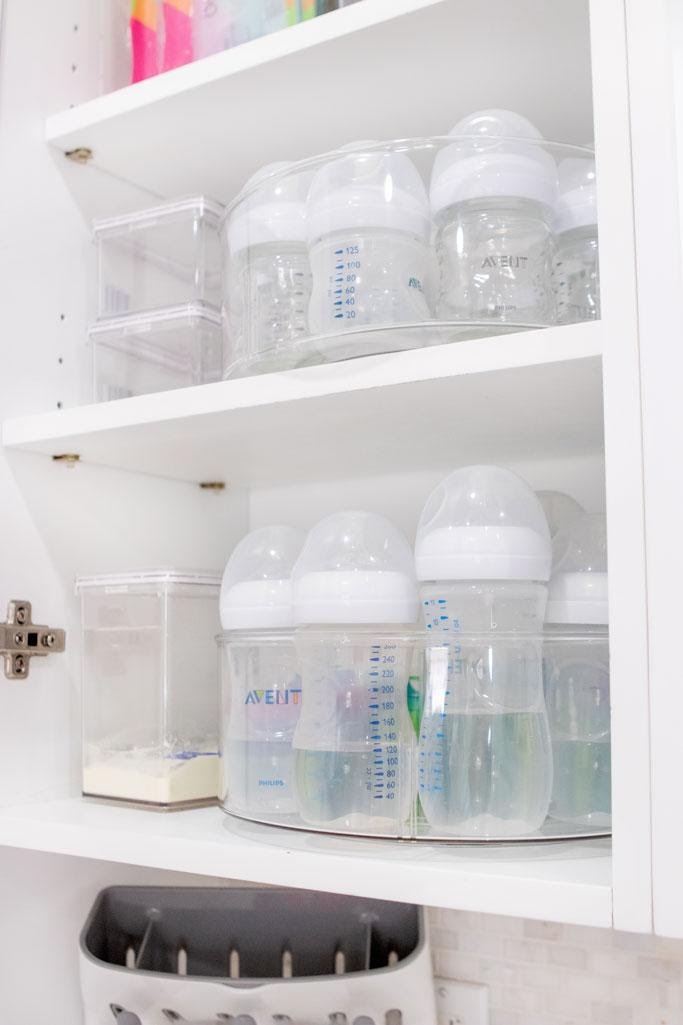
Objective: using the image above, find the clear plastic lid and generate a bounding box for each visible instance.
[430,109,559,215]
[292,510,418,625]
[555,157,597,234]
[75,570,221,592]
[546,513,608,625]
[415,465,552,583]
[88,301,222,338]
[93,196,225,237]
[306,144,431,242]
[227,162,312,255]
[220,525,307,630]
[536,490,585,538]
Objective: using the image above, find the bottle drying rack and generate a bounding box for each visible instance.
[79,887,437,1025]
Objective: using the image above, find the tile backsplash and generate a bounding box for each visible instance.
[429,909,683,1025]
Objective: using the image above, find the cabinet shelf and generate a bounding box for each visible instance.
[47,0,592,215]
[0,798,612,926]
[2,324,603,485]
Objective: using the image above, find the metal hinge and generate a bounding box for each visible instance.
[0,600,66,679]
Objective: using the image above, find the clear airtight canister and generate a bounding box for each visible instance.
[554,157,599,324]
[430,110,558,326]
[306,145,432,360]
[544,514,610,828]
[414,465,553,838]
[224,162,312,376]
[291,511,419,836]
[219,525,306,820]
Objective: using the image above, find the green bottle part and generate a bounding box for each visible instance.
[407,675,423,736]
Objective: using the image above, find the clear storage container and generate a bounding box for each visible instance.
[94,197,224,320]
[90,303,223,402]
[220,630,610,841]
[222,137,593,379]
[219,525,306,819]
[77,570,222,809]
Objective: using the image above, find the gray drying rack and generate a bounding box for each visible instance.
[79,887,436,1025]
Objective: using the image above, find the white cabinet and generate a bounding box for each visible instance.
[1,0,681,1005]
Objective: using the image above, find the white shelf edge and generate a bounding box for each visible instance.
[2,323,602,451]
[0,799,613,926]
[46,0,444,143]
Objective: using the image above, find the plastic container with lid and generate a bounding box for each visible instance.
[415,465,553,838]
[219,525,306,820]
[291,511,419,836]
[306,144,432,360]
[554,156,600,324]
[90,303,224,402]
[430,109,558,326]
[223,162,312,377]
[94,197,224,320]
[77,570,222,809]
[544,513,610,827]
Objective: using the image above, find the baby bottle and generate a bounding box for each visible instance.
[219,525,306,820]
[225,162,312,375]
[554,157,599,323]
[291,511,418,835]
[414,465,553,838]
[544,514,610,827]
[536,490,585,538]
[306,144,432,360]
[430,110,558,326]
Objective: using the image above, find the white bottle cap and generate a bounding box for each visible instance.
[220,525,307,630]
[227,162,311,256]
[536,490,585,538]
[546,513,608,625]
[306,144,430,243]
[292,510,418,625]
[430,109,558,216]
[555,157,597,234]
[415,465,552,582]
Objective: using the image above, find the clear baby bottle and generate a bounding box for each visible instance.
[544,513,610,828]
[225,162,312,376]
[536,490,585,538]
[306,144,432,360]
[554,157,599,324]
[430,110,558,326]
[219,524,306,820]
[291,511,418,835]
[415,465,553,838]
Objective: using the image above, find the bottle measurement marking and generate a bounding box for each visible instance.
[369,642,399,801]
[328,242,360,322]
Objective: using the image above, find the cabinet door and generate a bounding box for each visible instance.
[633,0,683,938]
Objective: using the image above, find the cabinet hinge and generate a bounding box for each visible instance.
[0,600,66,679]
